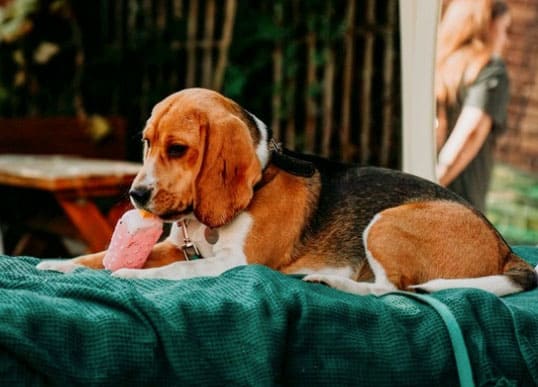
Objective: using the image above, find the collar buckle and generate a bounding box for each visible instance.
[269,138,283,154]
[179,220,202,260]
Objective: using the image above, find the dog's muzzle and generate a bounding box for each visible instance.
[129,186,152,207]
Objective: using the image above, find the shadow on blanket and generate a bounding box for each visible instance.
[0,246,537,386]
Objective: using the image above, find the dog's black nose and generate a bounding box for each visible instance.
[129,186,152,206]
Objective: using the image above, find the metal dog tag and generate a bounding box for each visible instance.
[204,227,219,245]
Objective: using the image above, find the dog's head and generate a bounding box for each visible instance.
[129,88,269,228]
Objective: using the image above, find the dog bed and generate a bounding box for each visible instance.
[0,246,537,386]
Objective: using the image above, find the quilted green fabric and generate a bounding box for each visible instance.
[0,246,537,386]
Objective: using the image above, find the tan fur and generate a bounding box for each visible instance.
[194,113,261,228]
[365,200,511,289]
[142,241,187,268]
[71,252,106,269]
[244,166,319,270]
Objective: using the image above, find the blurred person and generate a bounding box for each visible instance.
[435,0,511,212]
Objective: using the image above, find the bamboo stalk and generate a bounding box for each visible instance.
[156,0,167,92]
[186,0,199,88]
[340,0,356,161]
[139,0,153,120]
[112,0,123,113]
[286,72,297,149]
[304,31,317,153]
[272,49,283,142]
[360,0,375,164]
[126,0,137,109]
[321,2,335,158]
[173,0,183,19]
[168,0,183,90]
[381,0,396,167]
[271,2,284,142]
[156,0,166,32]
[212,0,237,91]
[284,0,299,149]
[285,98,296,149]
[115,0,124,49]
[143,0,152,28]
[202,0,216,88]
[127,0,137,33]
[140,74,151,122]
[322,46,335,157]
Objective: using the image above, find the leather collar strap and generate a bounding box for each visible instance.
[179,220,202,260]
[269,140,316,178]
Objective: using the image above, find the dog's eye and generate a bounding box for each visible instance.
[167,144,188,158]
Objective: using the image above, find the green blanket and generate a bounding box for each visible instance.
[1,246,537,386]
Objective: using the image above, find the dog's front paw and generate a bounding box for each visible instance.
[36,260,83,274]
[112,263,191,280]
[111,268,148,279]
[111,266,171,279]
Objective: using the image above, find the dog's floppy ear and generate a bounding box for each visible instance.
[194,115,262,228]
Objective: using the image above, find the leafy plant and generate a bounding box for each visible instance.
[0,0,81,116]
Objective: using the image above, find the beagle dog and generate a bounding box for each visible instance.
[37,88,538,297]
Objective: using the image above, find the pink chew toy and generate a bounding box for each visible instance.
[103,209,163,271]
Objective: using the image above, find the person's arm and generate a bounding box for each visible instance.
[436,105,448,152]
[436,59,510,187]
[436,105,493,186]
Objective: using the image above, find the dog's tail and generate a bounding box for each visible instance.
[502,251,538,292]
[410,251,538,296]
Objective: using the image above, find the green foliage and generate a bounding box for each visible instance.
[0,0,402,165]
[0,0,38,42]
[224,0,351,121]
[0,0,79,116]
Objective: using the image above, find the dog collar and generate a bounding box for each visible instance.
[179,220,203,260]
[269,139,316,178]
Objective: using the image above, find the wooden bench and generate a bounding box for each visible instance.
[0,117,139,256]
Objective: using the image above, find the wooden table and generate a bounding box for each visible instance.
[0,154,141,253]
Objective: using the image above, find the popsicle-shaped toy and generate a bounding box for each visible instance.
[103,209,163,271]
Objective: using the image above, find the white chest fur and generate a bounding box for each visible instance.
[168,212,253,263]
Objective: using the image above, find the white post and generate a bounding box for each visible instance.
[399,0,440,181]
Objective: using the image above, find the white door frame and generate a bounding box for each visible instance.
[399,0,440,181]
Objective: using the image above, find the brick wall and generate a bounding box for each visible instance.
[495,0,538,174]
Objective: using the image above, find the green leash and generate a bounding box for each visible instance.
[385,292,475,387]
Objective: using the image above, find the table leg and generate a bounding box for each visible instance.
[56,197,113,253]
